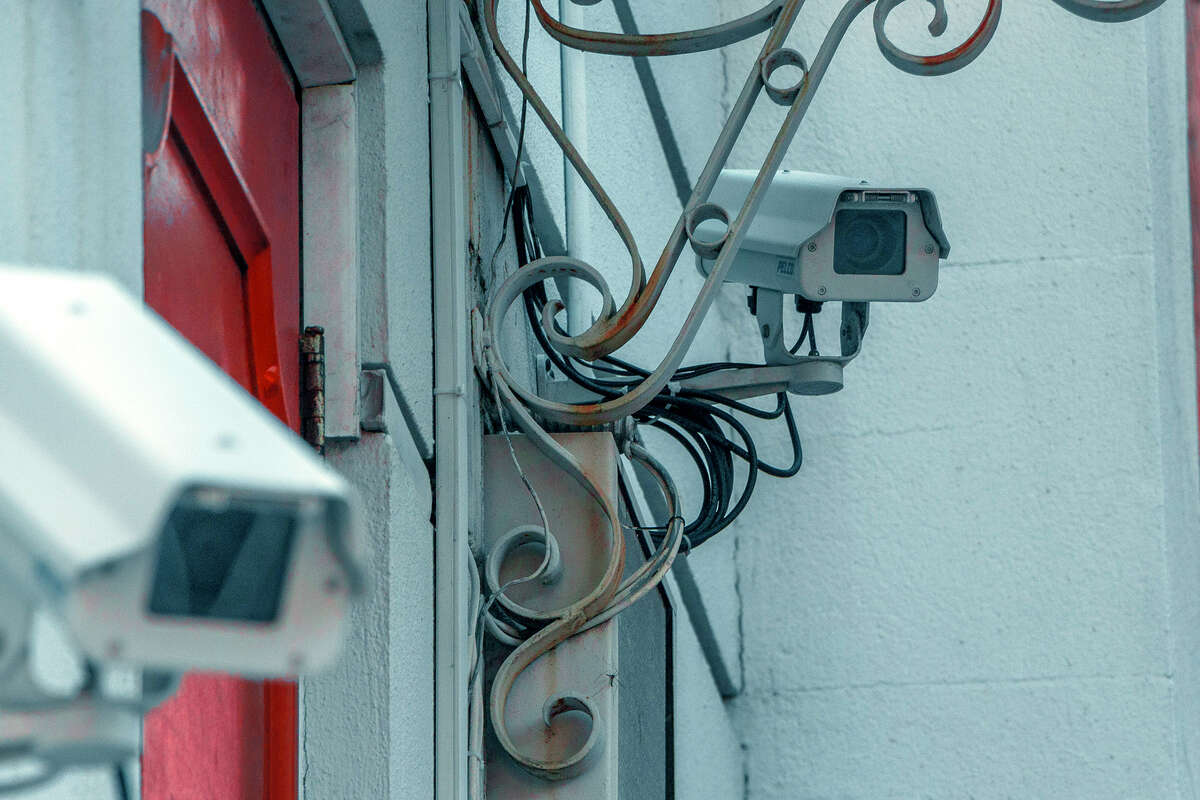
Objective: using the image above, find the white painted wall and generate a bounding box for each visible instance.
[0,2,142,798]
[549,0,1199,795]
[0,0,143,296]
[300,2,436,799]
[701,1,1198,797]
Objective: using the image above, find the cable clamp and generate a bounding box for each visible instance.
[434,385,467,398]
[612,417,638,457]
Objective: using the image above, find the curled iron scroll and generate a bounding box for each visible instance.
[1048,0,1168,22]
[873,0,1002,77]
[530,0,786,56]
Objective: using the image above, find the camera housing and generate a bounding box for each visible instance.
[695,169,950,302]
[0,265,365,677]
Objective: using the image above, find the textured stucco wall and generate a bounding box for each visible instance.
[706,2,1200,797]
[0,2,143,798]
[299,2,436,799]
[0,0,143,295]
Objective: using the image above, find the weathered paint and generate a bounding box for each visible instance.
[482,433,622,798]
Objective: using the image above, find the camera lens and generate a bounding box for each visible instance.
[148,492,299,624]
[833,209,907,276]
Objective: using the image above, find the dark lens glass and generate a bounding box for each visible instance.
[833,209,907,276]
[147,497,297,623]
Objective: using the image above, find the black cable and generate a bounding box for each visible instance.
[649,419,714,527]
[654,401,755,547]
[511,181,803,548]
[788,312,812,355]
[753,397,803,478]
[591,352,789,420]
[487,0,534,275]
[113,764,130,800]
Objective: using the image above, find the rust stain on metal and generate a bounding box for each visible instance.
[528,0,783,56]
[914,0,1000,68]
[300,326,326,454]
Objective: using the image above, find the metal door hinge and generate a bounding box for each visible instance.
[300,326,326,454]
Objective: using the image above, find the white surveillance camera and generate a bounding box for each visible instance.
[695,169,950,302]
[0,265,365,678]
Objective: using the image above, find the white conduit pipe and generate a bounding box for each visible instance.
[560,0,594,336]
[429,0,472,797]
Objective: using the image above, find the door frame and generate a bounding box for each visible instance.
[255,5,360,795]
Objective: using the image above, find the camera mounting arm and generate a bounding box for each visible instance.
[0,701,142,795]
[0,589,143,796]
[679,292,869,401]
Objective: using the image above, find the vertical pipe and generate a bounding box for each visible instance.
[1188,0,1200,404]
[429,2,471,798]
[560,0,593,335]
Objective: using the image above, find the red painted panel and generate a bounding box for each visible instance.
[143,130,254,391]
[143,675,267,794]
[141,2,300,798]
[143,0,300,429]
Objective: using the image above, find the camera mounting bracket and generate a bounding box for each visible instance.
[679,291,868,400]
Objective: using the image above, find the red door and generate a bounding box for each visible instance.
[140,2,300,797]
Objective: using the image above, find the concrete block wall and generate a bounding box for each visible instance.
[709,1,1200,797]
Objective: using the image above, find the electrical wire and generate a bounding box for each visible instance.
[112,764,129,800]
[479,0,878,428]
[512,185,802,548]
[469,3,821,776]
[788,311,817,356]
[472,0,1155,783]
[487,0,534,277]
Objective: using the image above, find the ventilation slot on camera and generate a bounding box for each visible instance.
[863,191,911,204]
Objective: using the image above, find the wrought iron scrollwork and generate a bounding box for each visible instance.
[476,0,1168,783]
